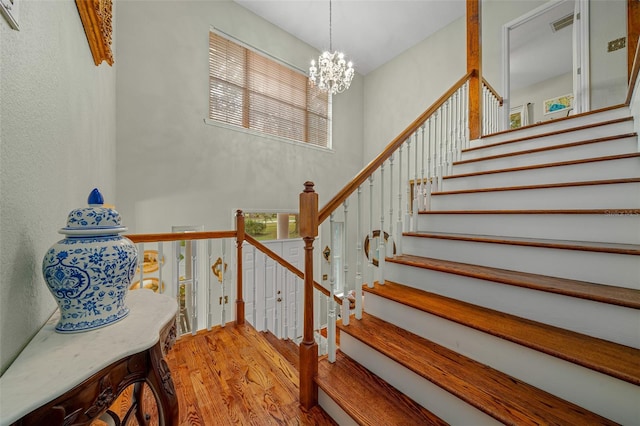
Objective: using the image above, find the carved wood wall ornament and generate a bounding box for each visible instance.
[76,0,114,66]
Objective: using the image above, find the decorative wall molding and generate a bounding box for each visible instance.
[76,0,114,66]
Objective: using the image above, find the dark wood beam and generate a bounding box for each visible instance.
[467,0,482,140]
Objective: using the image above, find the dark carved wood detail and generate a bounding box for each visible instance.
[85,376,115,418]
[11,342,178,426]
[162,319,177,355]
[159,359,175,397]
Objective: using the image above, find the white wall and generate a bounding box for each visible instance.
[482,0,628,113]
[590,0,628,110]
[115,0,364,236]
[363,16,467,162]
[0,1,117,374]
[511,72,573,124]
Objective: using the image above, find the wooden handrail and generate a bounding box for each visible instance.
[482,77,503,106]
[126,230,236,243]
[244,234,336,301]
[318,70,475,224]
[625,35,640,106]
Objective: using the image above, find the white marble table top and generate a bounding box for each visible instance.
[0,289,178,425]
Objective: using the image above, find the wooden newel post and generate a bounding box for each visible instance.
[235,209,245,325]
[299,181,318,409]
[467,0,482,141]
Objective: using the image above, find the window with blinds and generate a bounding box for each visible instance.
[209,31,330,148]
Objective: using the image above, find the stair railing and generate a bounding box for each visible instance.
[482,77,504,135]
[298,70,485,408]
[126,212,339,349]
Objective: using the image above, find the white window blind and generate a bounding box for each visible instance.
[209,31,329,147]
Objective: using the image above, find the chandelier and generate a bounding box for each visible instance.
[309,0,354,95]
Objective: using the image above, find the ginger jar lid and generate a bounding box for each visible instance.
[59,188,128,236]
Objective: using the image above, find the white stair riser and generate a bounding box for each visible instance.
[339,333,502,426]
[431,182,640,210]
[417,213,640,245]
[384,261,640,348]
[400,236,640,289]
[443,157,640,191]
[318,390,359,426]
[454,137,637,175]
[471,107,631,146]
[364,293,639,426]
[465,120,634,160]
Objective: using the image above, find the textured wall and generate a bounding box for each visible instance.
[115,0,364,235]
[0,1,116,374]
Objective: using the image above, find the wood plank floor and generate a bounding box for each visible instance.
[95,324,336,425]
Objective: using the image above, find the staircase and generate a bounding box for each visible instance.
[316,106,640,425]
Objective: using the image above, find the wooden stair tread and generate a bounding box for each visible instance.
[364,281,640,385]
[316,351,449,426]
[445,152,640,180]
[388,254,640,309]
[338,313,619,426]
[261,331,299,371]
[463,116,633,153]
[478,105,628,139]
[402,231,640,256]
[432,177,640,195]
[456,132,636,165]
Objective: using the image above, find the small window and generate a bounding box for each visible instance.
[245,213,300,241]
[209,31,330,148]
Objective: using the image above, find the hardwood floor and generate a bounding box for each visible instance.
[95,323,336,425]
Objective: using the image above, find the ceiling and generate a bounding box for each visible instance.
[233,0,466,75]
[233,0,574,89]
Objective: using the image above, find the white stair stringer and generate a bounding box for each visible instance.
[400,234,640,289]
[469,106,631,147]
[337,332,502,426]
[442,155,640,192]
[362,293,640,426]
[454,135,637,175]
[464,119,634,161]
[383,260,639,349]
[417,211,640,245]
[430,180,640,210]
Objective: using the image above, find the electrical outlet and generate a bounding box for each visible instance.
[608,37,626,52]
[322,274,328,281]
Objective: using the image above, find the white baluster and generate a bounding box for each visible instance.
[263,253,268,332]
[207,239,213,330]
[328,212,337,362]
[378,163,386,284]
[342,200,350,326]
[174,241,182,335]
[274,266,279,338]
[283,268,288,339]
[404,137,412,233]
[412,132,418,232]
[190,240,198,335]
[396,145,404,255]
[220,239,226,327]
[425,118,432,211]
[252,246,257,328]
[368,175,375,287]
[388,153,395,257]
[157,242,164,295]
[355,186,363,320]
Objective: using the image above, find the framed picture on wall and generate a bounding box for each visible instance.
[510,106,524,129]
[544,93,574,115]
[0,0,19,30]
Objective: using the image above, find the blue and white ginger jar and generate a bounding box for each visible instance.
[42,188,138,333]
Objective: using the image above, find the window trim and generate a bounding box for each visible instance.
[208,28,332,149]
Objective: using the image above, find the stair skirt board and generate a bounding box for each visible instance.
[338,333,503,426]
[468,107,630,146]
[442,156,640,191]
[463,122,635,161]
[384,262,639,348]
[454,137,637,175]
[400,236,640,289]
[317,389,359,426]
[430,181,640,211]
[417,212,640,245]
[362,293,638,426]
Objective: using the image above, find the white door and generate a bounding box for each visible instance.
[243,239,304,340]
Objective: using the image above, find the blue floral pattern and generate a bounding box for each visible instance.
[42,235,138,333]
[66,207,122,228]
